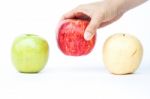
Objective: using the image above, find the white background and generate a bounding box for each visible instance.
[0,0,150,99]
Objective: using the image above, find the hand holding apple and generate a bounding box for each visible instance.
[11,34,49,73]
[57,19,96,56]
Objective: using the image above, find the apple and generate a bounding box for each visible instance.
[57,19,96,56]
[11,34,49,73]
[103,33,143,75]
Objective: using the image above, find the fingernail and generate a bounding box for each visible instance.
[84,32,93,41]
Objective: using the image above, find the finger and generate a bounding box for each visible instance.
[84,16,103,41]
[61,10,76,20]
[61,11,90,21]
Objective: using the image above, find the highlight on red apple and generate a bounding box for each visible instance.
[56,19,96,56]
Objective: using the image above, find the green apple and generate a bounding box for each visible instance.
[103,33,143,75]
[11,34,49,73]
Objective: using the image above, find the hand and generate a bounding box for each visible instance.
[61,0,147,40]
[61,1,124,40]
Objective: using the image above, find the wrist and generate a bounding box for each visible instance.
[103,0,126,15]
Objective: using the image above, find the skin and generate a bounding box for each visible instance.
[61,0,147,41]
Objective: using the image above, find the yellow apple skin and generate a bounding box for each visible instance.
[103,33,143,75]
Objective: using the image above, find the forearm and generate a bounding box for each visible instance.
[121,0,147,12]
[105,0,148,13]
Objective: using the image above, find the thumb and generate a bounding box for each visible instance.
[84,17,102,41]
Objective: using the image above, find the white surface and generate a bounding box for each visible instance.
[0,0,150,99]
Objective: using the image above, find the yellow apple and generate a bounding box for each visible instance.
[103,33,143,75]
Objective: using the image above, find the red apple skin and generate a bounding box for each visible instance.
[57,19,96,56]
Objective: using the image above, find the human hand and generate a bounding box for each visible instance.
[61,0,147,40]
[61,1,124,40]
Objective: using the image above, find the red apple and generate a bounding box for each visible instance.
[57,19,96,56]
